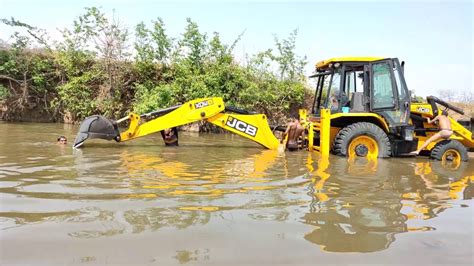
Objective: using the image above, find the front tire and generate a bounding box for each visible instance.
[430,140,468,166]
[333,122,391,158]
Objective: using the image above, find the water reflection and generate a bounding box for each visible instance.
[0,124,472,258]
[116,148,285,199]
[123,208,211,234]
[174,249,210,264]
[302,156,473,252]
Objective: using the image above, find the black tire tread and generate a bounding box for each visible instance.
[430,139,468,162]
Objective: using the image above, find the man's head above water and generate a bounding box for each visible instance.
[57,136,67,144]
[289,113,300,122]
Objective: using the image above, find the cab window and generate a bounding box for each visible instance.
[372,63,396,109]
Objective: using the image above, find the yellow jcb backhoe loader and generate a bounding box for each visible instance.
[303,57,474,163]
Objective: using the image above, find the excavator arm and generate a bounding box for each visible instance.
[120,98,226,141]
[207,113,279,149]
[73,97,280,149]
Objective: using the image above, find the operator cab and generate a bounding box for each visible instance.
[310,57,411,128]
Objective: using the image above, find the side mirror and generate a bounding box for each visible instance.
[401,61,405,75]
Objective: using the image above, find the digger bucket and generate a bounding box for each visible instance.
[73,115,121,148]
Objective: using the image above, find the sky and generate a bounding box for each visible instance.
[0,0,472,97]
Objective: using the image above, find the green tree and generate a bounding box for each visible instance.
[151,18,172,63]
[181,18,207,72]
[1,9,312,125]
[54,7,131,118]
[0,18,58,117]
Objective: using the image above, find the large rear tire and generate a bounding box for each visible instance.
[333,122,391,158]
[430,140,468,166]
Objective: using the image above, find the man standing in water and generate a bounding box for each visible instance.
[281,115,306,151]
[161,127,179,146]
[412,110,452,155]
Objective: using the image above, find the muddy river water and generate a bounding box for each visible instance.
[0,122,473,265]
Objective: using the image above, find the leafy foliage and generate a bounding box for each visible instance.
[0,7,311,124]
[0,84,9,100]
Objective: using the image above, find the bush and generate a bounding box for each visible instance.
[1,9,313,124]
[133,83,174,114]
[54,72,98,119]
[0,84,9,100]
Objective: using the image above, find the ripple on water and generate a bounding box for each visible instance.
[1,124,473,260]
[0,164,54,174]
[0,181,22,188]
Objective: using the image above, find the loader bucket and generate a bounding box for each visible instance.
[73,115,120,148]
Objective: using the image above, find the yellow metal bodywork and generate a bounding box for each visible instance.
[316,57,385,69]
[207,113,279,150]
[301,109,389,157]
[410,102,436,116]
[301,101,472,158]
[119,97,279,150]
[301,108,330,156]
[121,97,225,141]
[329,112,390,132]
[410,102,474,150]
[319,109,331,157]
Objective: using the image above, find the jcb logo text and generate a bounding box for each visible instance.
[194,100,213,109]
[416,107,430,113]
[226,117,258,137]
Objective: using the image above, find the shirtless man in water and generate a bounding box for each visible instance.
[281,116,305,151]
[161,127,179,146]
[412,110,452,155]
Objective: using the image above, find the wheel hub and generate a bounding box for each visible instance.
[441,149,462,169]
[348,135,379,159]
[355,144,369,157]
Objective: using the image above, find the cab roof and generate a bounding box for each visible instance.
[316,57,386,69]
